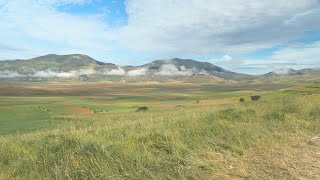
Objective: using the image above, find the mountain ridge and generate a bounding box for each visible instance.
[262,68,320,77]
[0,54,318,81]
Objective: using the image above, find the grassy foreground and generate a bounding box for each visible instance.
[1,89,320,179]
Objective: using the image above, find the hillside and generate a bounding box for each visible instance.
[0,84,320,179]
[0,54,115,72]
[142,58,251,80]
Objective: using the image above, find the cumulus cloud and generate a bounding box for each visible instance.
[1,0,320,70]
[0,0,114,60]
[221,55,232,61]
[156,64,196,76]
[105,67,126,76]
[121,0,320,55]
[216,41,320,75]
[126,68,148,77]
[270,41,320,64]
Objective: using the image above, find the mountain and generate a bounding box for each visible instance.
[263,68,319,77]
[1,54,319,82]
[0,55,250,81]
[140,58,250,79]
[0,54,115,72]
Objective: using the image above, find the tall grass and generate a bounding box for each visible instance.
[0,94,320,179]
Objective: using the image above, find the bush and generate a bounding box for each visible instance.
[136,106,149,112]
[250,95,261,101]
[239,98,245,102]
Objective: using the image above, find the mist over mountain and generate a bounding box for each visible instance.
[262,68,320,77]
[0,54,318,82]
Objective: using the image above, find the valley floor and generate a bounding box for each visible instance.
[0,82,319,179]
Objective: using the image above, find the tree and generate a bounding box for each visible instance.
[250,95,261,101]
[239,98,245,102]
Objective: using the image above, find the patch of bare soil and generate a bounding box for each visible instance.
[65,105,93,115]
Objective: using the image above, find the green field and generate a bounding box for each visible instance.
[0,82,320,179]
[0,82,293,135]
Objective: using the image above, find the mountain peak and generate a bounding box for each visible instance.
[140,58,249,79]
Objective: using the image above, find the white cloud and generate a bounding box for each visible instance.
[215,41,320,75]
[126,68,148,76]
[221,55,233,61]
[105,67,126,76]
[120,0,320,55]
[1,0,320,69]
[0,70,23,78]
[32,70,76,78]
[0,68,99,78]
[272,68,293,75]
[0,0,114,60]
[270,41,320,64]
[155,64,196,76]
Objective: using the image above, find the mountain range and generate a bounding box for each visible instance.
[0,54,318,82]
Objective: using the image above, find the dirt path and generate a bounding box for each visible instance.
[65,105,93,115]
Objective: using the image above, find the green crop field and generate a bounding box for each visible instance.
[0,82,320,179]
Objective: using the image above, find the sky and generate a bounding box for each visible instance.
[1,0,320,75]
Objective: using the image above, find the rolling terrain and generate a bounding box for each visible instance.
[0,54,320,179]
[0,82,320,179]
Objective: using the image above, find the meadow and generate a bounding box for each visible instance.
[0,81,319,179]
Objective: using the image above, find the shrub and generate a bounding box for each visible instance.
[136,106,149,112]
[250,95,261,101]
[239,98,245,102]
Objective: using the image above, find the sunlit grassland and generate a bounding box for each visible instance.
[0,83,320,179]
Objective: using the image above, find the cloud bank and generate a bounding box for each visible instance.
[0,70,23,78]
[104,67,126,76]
[1,0,320,72]
[215,40,320,75]
[121,0,320,55]
[126,68,148,77]
[0,68,98,78]
[272,68,293,75]
[156,64,196,76]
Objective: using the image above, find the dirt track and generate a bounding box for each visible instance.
[65,105,93,115]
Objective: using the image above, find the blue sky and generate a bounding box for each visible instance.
[1,0,320,74]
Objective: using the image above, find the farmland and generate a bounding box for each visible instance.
[0,81,293,135]
[0,81,320,179]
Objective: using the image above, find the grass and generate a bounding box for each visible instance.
[0,82,320,179]
[0,106,52,135]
